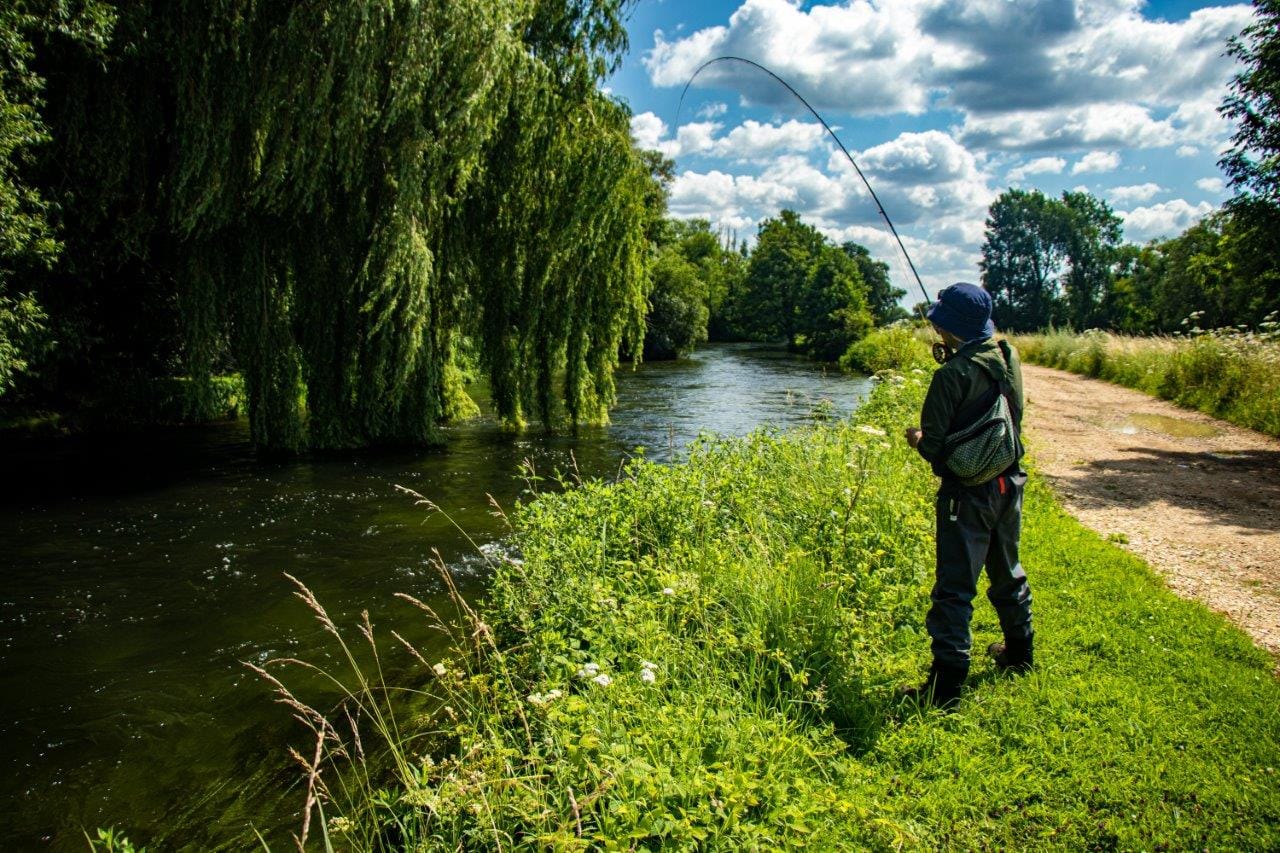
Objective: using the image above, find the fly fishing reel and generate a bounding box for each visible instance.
[932,341,953,365]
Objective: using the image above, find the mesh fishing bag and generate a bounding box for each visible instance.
[941,341,1022,487]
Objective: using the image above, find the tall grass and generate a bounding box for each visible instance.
[1013,320,1280,437]
[244,368,1280,851]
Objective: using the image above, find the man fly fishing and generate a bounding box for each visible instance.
[903,282,1034,708]
[675,58,1033,708]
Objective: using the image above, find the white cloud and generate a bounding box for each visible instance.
[1176,144,1200,158]
[1121,198,1216,242]
[1196,176,1225,194]
[630,111,668,151]
[715,119,828,161]
[1073,150,1122,174]
[1007,156,1066,182]
[1107,183,1162,204]
[648,0,1252,154]
[961,103,1176,151]
[644,0,942,115]
[697,101,729,119]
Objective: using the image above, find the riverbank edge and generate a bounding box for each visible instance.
[242,362,1280,851]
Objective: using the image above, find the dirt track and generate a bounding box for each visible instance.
[1021,364,1280,662]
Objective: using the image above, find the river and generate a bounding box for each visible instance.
[0,344,872,849]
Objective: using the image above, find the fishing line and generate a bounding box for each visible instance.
[675,55,933,316]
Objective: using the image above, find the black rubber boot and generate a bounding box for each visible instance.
[987,633,1034,673]
[901,660,969,709]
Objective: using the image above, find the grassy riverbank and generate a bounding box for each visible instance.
[261,364,1280,851]
[1013,327,1280,438]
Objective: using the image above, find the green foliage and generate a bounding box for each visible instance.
[839,323,934,374]
[980,189,1123,332]
[87,826,144,853]
[1060,190,1124,330]
[730,209,875,359]
[9,0,653,449]
[795,245,872,361]
[741,210,828,343]
[642,244,709,360]
[1221,0,1280,211]
[981,189,1070,331]
[265,377,1280,849]
[1014,323,1280,437]
[0,1,113,395]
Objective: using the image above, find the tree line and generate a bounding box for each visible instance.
[641,207,906,362]
[979,0,1280,334]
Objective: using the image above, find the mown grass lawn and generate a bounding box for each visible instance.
[276,369,1280,852]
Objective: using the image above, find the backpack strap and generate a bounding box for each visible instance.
[996,339,1022,431]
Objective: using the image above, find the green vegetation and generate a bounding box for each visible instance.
[260,374,1280,850]
[1014,324,1280,438]
[1,1,656,451]
[636,209,894,364]
[839,324,935,374]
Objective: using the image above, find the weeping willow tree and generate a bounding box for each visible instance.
[458,72,651,427]
[28,0,651,450]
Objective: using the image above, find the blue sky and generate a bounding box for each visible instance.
[607,0,1254,298]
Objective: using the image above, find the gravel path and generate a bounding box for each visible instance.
[1021,364,1280,663]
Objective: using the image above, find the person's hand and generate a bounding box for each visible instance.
[904,427,923,448]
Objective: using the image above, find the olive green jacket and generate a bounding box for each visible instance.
[915,337,1025,479]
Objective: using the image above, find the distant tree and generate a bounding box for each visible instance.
[1221,0,1280,212]
[642,246,708,360]
[842,241,907,324]
[980,189,1070,331]
[1061,191,1123,330]
[1220,0,1280,323]
[797,246,872,361]
[742,210,827,341]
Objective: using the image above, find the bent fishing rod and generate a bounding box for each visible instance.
[675,56,933,317]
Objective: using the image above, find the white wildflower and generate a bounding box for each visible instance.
[591,673,612,687]
[856,425,887,437]
[432,662,448,677]
[661,587,675,596]
[640,660,657,671]
[640,669,656,684]
[575,662,600,679]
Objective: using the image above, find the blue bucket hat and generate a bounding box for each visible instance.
[926,282,995,342]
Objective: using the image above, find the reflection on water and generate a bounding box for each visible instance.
[0,344,871,849]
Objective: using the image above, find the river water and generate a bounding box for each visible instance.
[0,344,872,849]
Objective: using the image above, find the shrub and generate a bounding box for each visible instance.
[839,324,933,374]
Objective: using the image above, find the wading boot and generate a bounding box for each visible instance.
[987,633,1034,674]
[901,660,969,709]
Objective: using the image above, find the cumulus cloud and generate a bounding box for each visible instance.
[630,111,668,151]
[1196,176,1225,194]
[633,114,830,162]
[1007,156,1066,182]
[644,0,943,115]
[646,0,1252,152]
[1176,144,1200,158]
[1121,199,1216,242]
[961,103,1175,151]
[1073,151,1122,174]
[1107,183,1162,204]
